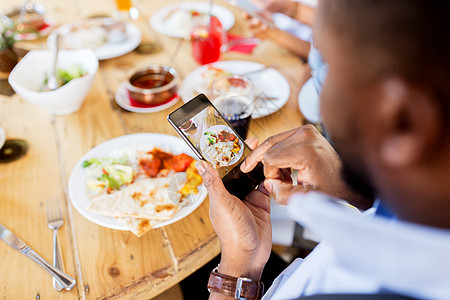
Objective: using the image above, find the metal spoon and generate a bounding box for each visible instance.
[154,38,184,88]
[46,34,61,91]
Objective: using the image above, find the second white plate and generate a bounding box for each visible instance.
[179,60,291,119]
[150,2,235,38]
[47,21,142,60]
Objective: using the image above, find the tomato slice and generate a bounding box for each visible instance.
[169,153,194,172]
[140,158,161,177]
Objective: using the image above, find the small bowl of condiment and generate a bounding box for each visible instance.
[126,65,178,106]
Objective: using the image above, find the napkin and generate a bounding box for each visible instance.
[127,92,178,108]
[226,33,260,54]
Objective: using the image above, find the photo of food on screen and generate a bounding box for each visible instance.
[179,106,249,177]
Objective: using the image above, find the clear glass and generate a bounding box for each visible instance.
[190,15,226,65]
[114,0,138,20]
[212,75,254,139]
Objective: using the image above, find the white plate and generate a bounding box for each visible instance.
[297,77,320,123]
[47,22,142,60]
[0,127,5,149]
[68,133,207,231]
[150,2,235,38]
[179,60,290,118]
[114,83,180,113]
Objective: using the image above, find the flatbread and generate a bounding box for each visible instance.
[86,177,182,221]
[115,217,160,237]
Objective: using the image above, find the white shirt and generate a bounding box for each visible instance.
[263,192,450,300]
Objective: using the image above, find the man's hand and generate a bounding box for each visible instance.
[196,139,272,281]
[241,125,372,209]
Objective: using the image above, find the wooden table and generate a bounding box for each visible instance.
[0,0,307,298]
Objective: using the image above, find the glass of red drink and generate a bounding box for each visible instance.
[190,16,225,65]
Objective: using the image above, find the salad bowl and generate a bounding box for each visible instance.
[8,49,98,115]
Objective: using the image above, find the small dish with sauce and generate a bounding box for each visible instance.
[126,65,178,106]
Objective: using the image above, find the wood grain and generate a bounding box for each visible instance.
[0,0,307,298]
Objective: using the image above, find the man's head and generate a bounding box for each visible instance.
[315,0,450,227]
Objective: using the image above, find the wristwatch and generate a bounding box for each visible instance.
[207,266,264,300]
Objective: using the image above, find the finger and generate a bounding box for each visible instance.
[195,161,229,203]
[265,179,309,205]
[245,136,258,150]
[263,125,322,171]
[241,128,299,173]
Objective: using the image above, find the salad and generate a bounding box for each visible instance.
[82,145,201,197]
[42,64,87,90]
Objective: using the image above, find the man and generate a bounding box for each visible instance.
[195,0,450,299]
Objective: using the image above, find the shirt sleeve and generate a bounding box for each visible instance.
[262,258,304,299]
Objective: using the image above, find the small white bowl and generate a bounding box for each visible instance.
[8,49,98,115]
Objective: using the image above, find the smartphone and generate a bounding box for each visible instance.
[168,94,265,199]
[225,0,276,29]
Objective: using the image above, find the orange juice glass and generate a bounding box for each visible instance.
[115,0,132,11]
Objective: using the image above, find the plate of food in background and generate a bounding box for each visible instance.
[47,18,142,60]
[68,133,206,237]
[150,2,235,39]
[4,3,54,41]
[179,60,291,118]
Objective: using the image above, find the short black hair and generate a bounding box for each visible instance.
[321,0,449,122]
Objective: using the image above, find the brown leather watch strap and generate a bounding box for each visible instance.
[207,268,264,299]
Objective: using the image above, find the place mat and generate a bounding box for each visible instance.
[227,33,259,54]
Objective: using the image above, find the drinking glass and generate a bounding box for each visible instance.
[114,0,138,19]
[190,16,225,65]
[212,75,254,139]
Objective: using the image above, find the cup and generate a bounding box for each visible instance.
[114,0,138,19]
[212,75,254,139]
[190,15,225,65]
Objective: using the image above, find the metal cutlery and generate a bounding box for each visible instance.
[0,223,76,290]
[46,198,65,291]
[45,34,61,91]
[236,64,279,77]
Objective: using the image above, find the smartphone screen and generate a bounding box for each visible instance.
[168,94,265,199]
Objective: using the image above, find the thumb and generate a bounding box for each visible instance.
[195,161,229,203]
[264,179,308,205]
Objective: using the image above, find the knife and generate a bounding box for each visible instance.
[0,223,76,290]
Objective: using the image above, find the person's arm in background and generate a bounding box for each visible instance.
[241,125,375,210]
[250,0,316,26]
[244,12,311,59]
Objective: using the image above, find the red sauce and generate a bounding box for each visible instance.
[131,73,172,89]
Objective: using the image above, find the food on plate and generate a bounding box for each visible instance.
[193,66,231,96]
[86,177,180,220]
[82,145,202,236]
[164,9,207,38]
[60,18,126,50]
[42,65,87,91]
[202,128,242,168]
[62,20,108,49]
[202,66,230,89]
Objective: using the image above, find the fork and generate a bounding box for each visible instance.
[46,198,65,291]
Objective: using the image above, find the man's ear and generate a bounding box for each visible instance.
[377,78,440,168]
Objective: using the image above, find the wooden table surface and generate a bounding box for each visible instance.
[0,0,307,298]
